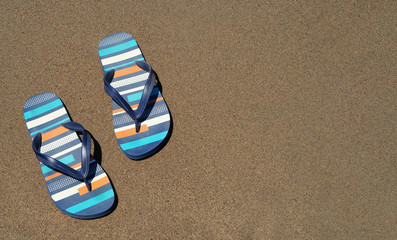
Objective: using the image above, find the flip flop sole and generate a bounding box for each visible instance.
[24,92,115,219]
[99,32,171,159]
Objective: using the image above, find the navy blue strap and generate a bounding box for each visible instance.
[104,61,155,132]
[32,122,92,191]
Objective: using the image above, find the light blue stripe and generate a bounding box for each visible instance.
[120,131,168,150]
[30,118,69,136]
[127,92,143,102]
[24,99,63,120]
[127,88,160,102]
[41,154,75,174]
[66,189,114,214]
[104,57,144,71]
[99,40,137,57]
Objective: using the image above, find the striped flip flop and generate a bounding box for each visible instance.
[23,92,116,219]
[98,32,171,160]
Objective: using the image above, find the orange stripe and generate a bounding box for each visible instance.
[112,97,164,114]
[45,172,62,181]
[78,176,110,195]
[42,126,69,142]
[32,126,69,142]
[115,124,149,139]
[44,157,94,181]
[114,65,142,78]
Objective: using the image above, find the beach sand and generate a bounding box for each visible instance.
[1,1,396,239]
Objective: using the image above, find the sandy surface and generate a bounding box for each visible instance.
[1,1,396,239]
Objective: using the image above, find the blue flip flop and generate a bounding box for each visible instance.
[23,92,116,219]
[98,32,171,159]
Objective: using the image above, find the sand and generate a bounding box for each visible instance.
[1,1,396,239]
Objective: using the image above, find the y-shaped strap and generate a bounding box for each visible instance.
[104,61,155,132]
[32,122,92,191]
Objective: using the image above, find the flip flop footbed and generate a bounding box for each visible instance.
[99,32,171,159]
[23,92,115,219]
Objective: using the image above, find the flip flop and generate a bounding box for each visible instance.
[98,32,171,159]
[23,92,116,219]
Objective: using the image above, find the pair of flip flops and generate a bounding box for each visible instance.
[23,33,171,219]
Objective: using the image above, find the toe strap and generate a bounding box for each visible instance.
[103,61,155,132]
[32,121,92,191]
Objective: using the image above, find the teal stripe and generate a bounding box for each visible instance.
[66,189,114,214]
[127,88,160,102]
[104,57,144,71]
[120,131,168,151]
[127,92,143,102]
[30,118,69,136]
[24,99,63,120]
[41,154,75,174]
[99,40,137,57]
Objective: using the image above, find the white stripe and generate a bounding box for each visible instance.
[110,72,148,88]
[101,48,141,65]
[114,114,170,133]
[51,143,82,158]
[51,173,107,202]
[26,108,68,129]
[41,133,79,153]
[119,85,144,95]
